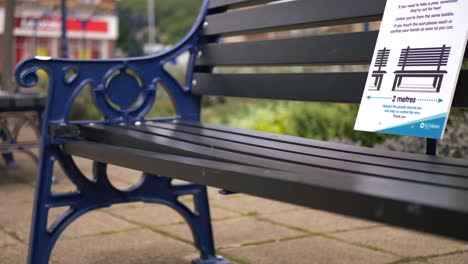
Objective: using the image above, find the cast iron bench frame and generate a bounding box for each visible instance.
[392,45,451,92]
[15,0,468,263]
[0,92,45,168]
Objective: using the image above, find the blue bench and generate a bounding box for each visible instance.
[0,91,45,168]
[15,0,468,263]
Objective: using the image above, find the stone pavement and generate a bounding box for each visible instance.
[1,152,468,264]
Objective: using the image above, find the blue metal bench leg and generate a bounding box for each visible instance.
[28,150,56,263]
[0,130,16,168]
[191,186,231,264]
[2,152,16,168]
[28,146,230,263]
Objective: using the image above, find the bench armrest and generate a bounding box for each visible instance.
[15,0,209,126]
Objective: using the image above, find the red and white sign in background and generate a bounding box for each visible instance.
[0,8,118,61]
[10,15,118,40]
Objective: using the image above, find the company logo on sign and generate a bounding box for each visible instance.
[419,122,441,130]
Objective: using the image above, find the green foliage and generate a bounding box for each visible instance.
[370,109,467,158]
[203,100,392,147]
[117,0,201,56]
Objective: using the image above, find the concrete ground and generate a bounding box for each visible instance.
[1,151,468,263]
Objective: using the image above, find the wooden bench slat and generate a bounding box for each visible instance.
[0,142,40,152]
[208,0,275,10]
[203,0,386,36]
[192,71,468,107]
[193,72,366,103]
[173,121,468,168]
[78,124,468,189]
[142,122,468,178]
[0,94,46,111]
[150,122,468,175]
[196,31,377,66]
[64,141,468,241]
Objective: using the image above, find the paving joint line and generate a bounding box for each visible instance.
[58,227,142,241]
[217,250,251,264]
[256,216,398,257]
[211,203,302,218]
[387,248,468,264]
[104,209,312,254]
[0,225,25,244]
[102,210,194,246]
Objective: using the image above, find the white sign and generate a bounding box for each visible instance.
[354,0,468,139]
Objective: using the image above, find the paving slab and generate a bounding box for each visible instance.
[0,245,28,264]
[431,252,468,264]
[0,203,138,242]
[0,184,34,206]
[0,203,32,243]
[223,236,398,264]
[334,226,468,257]
[52,228,198,264]
[263,209,379,233]
[107,203,240,227]
[59,210,139,239]
[0,155,37,185]
[211,195,301,215]
[159,216,304,249]
[0,228,21,247]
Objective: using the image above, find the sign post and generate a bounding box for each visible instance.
[355,0,468,139]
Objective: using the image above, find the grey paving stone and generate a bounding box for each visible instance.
[223,236,398,264]
[0,203,32,243]
[0,203,137,241]
[69,156,95,180]
[59,210,138,239]
[0,156,37,185]
[0,184,34,206]
[52,228,198,264]
[263,209,378,233]
[431,252,468,264]
[0,245,28,264]
[0,229,21,247]
[211,195,301,215]
[159,216,304,248]
[105,163,146,190]
[108,203,240,227]
[334,226,468,257]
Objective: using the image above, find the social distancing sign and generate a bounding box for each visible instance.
[354,0,468,139]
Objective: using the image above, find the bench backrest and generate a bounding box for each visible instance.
[398,46,451,71]
[193,0,468,107]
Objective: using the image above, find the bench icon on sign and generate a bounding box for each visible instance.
[392,45,451,93]
[370,47,390,91]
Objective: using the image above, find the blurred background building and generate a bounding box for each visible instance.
[0,0,117,71]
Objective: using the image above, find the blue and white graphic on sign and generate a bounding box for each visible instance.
[354,0,468,139]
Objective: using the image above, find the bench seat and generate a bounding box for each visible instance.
[0,92,46,112]
[0,92,44,166]
[62,121,468,241]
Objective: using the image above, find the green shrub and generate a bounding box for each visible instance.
[376,109,467,158]
[204,100,392,147]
